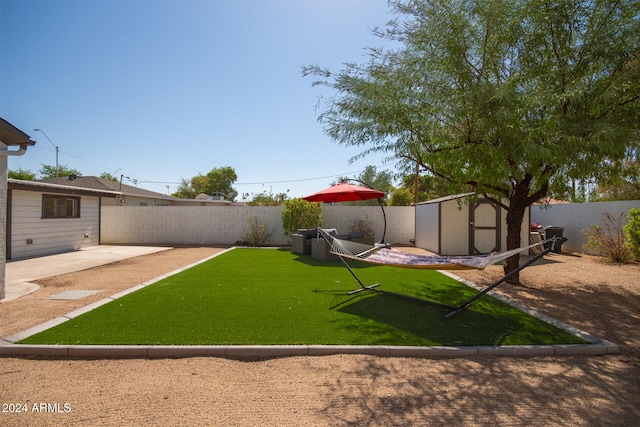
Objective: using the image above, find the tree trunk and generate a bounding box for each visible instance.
[504,201,527,284]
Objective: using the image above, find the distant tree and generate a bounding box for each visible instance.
[204,166,238,196]
[358,165,394,198]
[100,172,119,182]
[397,173,471,203]
[8,168,36,180]
[247,191,289,206]
[39,164,82,178]
[173,167,238,199]
[388,187,414,206]
[590,148,640,201]
[338,165,394,206]
[173,176,205,199]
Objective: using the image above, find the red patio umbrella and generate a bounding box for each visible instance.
[302,180,387,243]
[302,182,385,203]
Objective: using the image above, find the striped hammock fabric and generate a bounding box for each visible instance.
[318,228,548,271]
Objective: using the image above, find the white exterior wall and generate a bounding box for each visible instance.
[531,200,639,253]
[101,205,415,246]
[10,190,100,259]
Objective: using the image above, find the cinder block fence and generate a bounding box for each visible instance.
[101,200,638,253]
[100,205,415,246]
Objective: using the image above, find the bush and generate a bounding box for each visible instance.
[242,217,273,246]
[349,215,375,239]
[281,198,323,237]
[624,208,640,259]
[582,212,632,263]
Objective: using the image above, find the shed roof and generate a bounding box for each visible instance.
[415,192,475,205]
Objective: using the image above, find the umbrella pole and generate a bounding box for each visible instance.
[342,178,387,245]
[377,197,387,244]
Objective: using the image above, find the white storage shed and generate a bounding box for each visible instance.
[415,193,530,255]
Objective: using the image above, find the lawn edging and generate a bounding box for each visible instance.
[0,247,620,359]
[0,342,619,359]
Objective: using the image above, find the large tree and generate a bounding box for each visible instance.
[304,0,640,282]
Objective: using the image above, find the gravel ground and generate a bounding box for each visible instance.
[1,247,639,426]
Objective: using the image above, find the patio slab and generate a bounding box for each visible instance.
[2,245,173,302]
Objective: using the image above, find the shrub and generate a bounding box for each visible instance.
[242,217,273,246]
[624,208,640,259]
[349,215,375,238]
[281,198,323,237]
[582,212,632,263]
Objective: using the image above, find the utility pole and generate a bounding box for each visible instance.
[33,129,59,177]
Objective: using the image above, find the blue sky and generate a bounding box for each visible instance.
[1,0,400,199]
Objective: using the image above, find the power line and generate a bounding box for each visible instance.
[235,171,364,186]
[139,163,400,187]
[29,143,401,188]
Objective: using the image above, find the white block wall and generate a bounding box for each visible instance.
[101,205,415,246]
[531,200,639,253]
[322,206,415,245]
[101,206,286,245]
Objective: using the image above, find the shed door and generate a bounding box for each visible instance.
[469,199,500,254]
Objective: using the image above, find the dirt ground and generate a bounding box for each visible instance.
[1,247,639,426]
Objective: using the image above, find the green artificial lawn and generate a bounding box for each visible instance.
[19,248,587,346]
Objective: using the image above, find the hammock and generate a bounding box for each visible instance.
[315,228,566,318]
[318,228,551,270]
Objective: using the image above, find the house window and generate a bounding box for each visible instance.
[42,195,81,218]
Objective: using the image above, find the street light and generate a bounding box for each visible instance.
[33,128,59,177]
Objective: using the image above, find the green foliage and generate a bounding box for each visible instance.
[338,165,394,206]
[348,215,375,238]
[241,217,274,246]
[396,173,472,204]
[389,187,414,206]
[100,172,119,182]
[8,168,35,180]
[205,166,237,196]
[304,0,640,279]
[39,164,81,178]
[624,208,640,258]
[590,149,640,201]
[173,166,238,199]
[246,191,288,206]
[281,198,323,236]
[582,212,633,263]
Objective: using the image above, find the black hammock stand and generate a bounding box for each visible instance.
[317,229,567,319]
